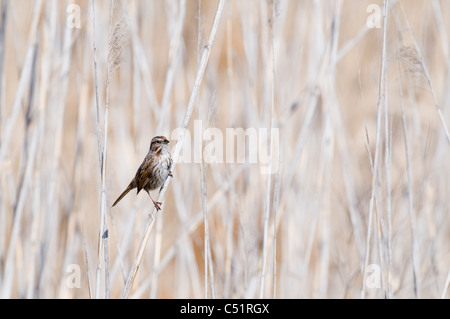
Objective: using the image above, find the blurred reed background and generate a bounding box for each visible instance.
[0,0,450,298]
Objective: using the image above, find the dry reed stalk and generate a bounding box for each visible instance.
[395,8,419,299]
[202,93,219,299]
[92,0,128,299]
[223,4,235,297]
[81,222,93,298]
[0,0,42,165]
[382,6,393,301]
[259,0,278,299]
[398,43,418,300]
[398,2,450,145]
[197,0,209,299]
[91,0,103,299]
[0,0,8,111]
[442,269,450,299]
[49,3,75,299]
[148,0,186,299]
[196,0,217,300]
[362,0,389,299]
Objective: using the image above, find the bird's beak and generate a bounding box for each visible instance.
[164,139,170,144]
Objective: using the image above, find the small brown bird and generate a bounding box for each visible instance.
[112,136,173,210]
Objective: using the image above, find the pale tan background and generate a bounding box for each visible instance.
[0,0,449,298]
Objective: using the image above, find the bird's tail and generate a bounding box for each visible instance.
[112,181,136,207]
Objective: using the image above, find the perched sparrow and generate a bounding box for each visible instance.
[112,136,173,210]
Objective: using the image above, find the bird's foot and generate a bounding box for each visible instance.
[153,201,162,211]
